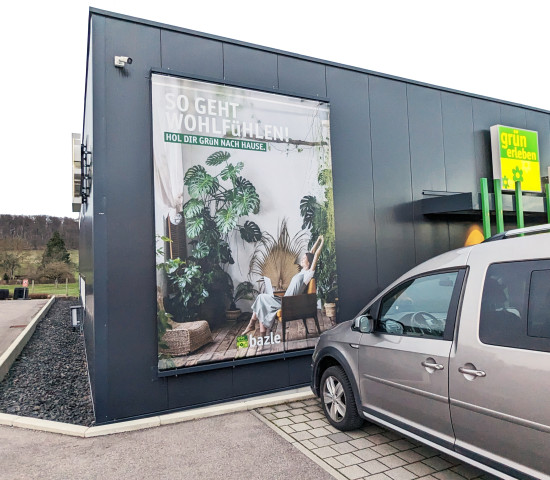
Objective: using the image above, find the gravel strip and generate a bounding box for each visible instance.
[0,298,95,426]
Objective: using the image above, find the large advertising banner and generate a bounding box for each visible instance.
[152,74,338,371]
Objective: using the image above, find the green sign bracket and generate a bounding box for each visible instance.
[515,181,524,229]
[481,178,491,239]
[493,179,504,233]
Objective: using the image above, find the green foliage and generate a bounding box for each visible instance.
[220,162,244,181]
[239,221,262,243]
[42,231,70,265]
[4,283,79,296]
[215,207,239,234]
[157,308,173,350]
[228,280,258,310]
[206,151,231,166]
[182,151,261,253]
[184,165,220,198]
[300,195,318,230]
[158,356,176,370]
[157,256,211,322]
[299,166,338,304]
[159,151,263,322]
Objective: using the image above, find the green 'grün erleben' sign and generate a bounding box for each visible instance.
[490,125,541,192]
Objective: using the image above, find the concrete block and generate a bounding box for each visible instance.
[0,412,15,427]
[160,403,241,425]
[85,417,161,437]
[11,415,87,437]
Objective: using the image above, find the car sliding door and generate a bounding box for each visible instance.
[450,259,550,478]
[359,270,464,449]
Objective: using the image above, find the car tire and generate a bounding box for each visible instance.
[320,365,364,431]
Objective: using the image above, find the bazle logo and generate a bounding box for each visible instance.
[236,335,249,348]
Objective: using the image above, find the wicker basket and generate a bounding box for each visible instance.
[160,320,213,356]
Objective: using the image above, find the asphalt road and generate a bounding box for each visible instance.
[0,299,48,355]
[0,411,334,480]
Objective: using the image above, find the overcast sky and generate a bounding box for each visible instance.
[1,0,548,218]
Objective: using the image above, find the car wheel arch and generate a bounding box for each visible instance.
[314,347,362,416]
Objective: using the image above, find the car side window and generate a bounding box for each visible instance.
[528,270,550,339]
[479,261,550,352]
[376,271,460,339]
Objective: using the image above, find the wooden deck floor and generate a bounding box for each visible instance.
[163,310,336,370]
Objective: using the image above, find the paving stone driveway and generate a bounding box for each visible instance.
[254,399,498,480]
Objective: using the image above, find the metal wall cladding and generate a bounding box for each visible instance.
[84,10,550,422]
[90,15,168,422]
[407,85,450,265]
[278,56,326,98]
[527,110,550,174]
[325,67,377,317]
[223,44,278,90]
[369,77,416,290]
[161,31,224,80]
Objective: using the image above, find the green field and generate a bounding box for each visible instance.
[13,249,79,272]
[1,249,80,297]
[2,249,78,278]
[2,282,79,297]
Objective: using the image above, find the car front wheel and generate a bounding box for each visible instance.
[320,365,364,431]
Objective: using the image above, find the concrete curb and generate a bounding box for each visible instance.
[0,387,315,438]
[0,296,56,382]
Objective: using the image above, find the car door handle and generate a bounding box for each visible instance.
[458,366,486,377]
[421,361,444,370]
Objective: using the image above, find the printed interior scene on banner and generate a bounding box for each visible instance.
[152,74,338,371]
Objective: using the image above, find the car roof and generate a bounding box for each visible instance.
[402,247,473,281]
[393,225,550,286]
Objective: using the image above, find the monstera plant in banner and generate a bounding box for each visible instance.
[179,151,262,323]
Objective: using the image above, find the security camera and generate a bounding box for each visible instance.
[114,56,133,68]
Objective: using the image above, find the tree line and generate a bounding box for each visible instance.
[0,215,78,250]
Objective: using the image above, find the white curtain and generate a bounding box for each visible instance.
[152,80,184,220]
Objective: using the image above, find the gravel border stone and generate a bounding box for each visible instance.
[0,298,95,426]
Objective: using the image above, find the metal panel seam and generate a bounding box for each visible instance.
[405,84,418,264]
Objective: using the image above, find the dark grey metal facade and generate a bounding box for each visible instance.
[81,8,550,423]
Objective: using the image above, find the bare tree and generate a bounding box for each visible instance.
[39,261,74,284]
[0,237,29,280]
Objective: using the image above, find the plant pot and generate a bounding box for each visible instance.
[200,295,226,328]
[324,302,336,318]
[225,309,241,322]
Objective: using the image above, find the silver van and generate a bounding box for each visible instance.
[311,224,550,480]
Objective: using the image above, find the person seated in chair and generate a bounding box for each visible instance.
[242,235,324,336]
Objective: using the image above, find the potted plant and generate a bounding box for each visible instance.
[180,151,263,326]
[319,279,338,327]
[157,254,210,322]
[299,164,339,315]
[225,280,258,321]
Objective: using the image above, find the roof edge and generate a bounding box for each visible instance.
[88,7,550,115]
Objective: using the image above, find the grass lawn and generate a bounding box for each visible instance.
[1,249,79,298]
[1,282,79,297]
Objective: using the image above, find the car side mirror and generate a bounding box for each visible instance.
[355,314,375,333]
